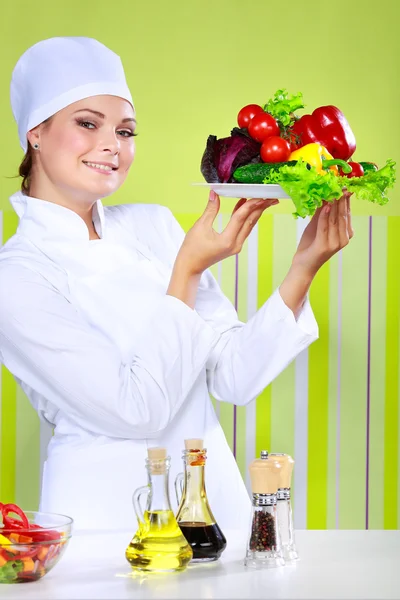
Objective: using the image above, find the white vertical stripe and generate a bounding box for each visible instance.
[293,217,310,529]
[215,213,223,421]
[398,277,400,528]
[245,224,258,492]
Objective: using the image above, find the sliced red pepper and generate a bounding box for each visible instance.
[0,548,10,560]
[3,516,26,530]
[2,504,30,530]
[14,547,39,559]
[2,518,33,531]
[292,105,356,161]
[1,502,62,546]
[2,523,61,542]
[28,530,61,542]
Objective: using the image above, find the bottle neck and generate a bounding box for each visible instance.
[177,450,216,524]
[147,468,172,512]
[184,462,207,502]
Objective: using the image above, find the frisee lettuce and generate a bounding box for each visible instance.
[263,89,304,127]
[263,159,396,218]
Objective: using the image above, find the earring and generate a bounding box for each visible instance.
[33,143,39,150]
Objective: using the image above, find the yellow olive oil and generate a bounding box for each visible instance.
[126,510,193,572]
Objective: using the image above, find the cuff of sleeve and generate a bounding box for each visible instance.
[165,294,221,340]
[271,288,319,340]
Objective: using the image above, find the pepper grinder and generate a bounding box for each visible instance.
[244,450,284,569]
[270,453,298,561]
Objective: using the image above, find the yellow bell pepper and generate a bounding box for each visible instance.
[22,557,35,572]
[289,143,352,175]
[0,533,11,545]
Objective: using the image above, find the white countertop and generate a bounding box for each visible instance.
[1,529,400,599]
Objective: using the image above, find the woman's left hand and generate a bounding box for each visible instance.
[292,192,354,277]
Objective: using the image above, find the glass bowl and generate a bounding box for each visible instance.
[0,510,72,583]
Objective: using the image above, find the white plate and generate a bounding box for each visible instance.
[192,182,290,199]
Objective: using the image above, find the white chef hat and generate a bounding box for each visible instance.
[10,36,134,152]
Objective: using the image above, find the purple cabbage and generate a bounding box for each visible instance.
[201,128,261,183]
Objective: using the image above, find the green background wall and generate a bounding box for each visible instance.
[0,0,399,529]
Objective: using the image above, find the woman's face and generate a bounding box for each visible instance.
[28,95,136,201]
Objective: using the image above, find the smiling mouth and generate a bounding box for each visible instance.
[83,161,118,172]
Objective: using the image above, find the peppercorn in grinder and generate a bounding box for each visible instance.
[244,450,284,569]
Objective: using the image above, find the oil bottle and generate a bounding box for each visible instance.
[175,439,226,562]
[125,447,193,573]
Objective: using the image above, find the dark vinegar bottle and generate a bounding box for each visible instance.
[175,439,227,563]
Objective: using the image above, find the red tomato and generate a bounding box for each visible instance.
[339,161,364,178]
[237,104,264,129]
[260,136,291,163]
[248,112,280,143]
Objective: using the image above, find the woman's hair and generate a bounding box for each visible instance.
[18,117,51,194]
[19,146,33,194]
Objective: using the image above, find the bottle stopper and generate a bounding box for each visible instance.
[184,439,204,450]
[147,447,167,460]
[147,447,167,473]
[249,450,281,495]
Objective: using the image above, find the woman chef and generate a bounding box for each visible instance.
[0,37,353,531]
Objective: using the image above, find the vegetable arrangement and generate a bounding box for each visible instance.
[200,90,396,217]
[0,503,67,583]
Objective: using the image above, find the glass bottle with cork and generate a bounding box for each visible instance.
[244,450,284,569]
[125,447,193,572]
[175,439,227,562]
[270,453,298,561]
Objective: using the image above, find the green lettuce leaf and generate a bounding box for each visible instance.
[338,159,396,205]
[263,159,396,218]
[263,160,342,218]
[263,89,304,127]
[0,559,23,582]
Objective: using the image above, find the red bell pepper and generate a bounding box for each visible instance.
[292,105,356,161]
[1,504,30,530]
[0,502,61,542]
[9,544,39,559]
[28,529,61,542]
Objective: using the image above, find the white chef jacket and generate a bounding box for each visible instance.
[0,191,318,532]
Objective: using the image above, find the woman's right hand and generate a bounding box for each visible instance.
[174,191,279,276]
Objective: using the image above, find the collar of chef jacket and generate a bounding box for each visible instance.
[6,191,173,286]
[9,191,106,243]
